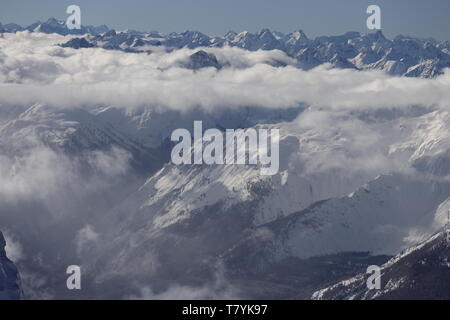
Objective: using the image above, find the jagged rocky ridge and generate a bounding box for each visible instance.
[1,18,450,77]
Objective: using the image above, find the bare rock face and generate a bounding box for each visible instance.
[182,50,222,70]
[0,233,5,252]
[0,232,22,300]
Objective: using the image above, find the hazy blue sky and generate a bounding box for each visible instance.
[1,0,449,40]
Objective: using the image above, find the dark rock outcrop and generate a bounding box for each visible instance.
[0,232,23,300]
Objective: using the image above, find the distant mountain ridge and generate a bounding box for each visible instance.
[0,17,108,35]
[2,18,450,78]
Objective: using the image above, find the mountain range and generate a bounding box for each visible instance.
[1,18,450,299]
[2,101,450,299]
[2,18,450,78]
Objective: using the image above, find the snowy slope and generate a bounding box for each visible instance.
[256,173,450,259]
[3,98,450,298]
[0,104,167,172]
[312,231,450,300]
[74,104,450,298]
[106,106,450,233]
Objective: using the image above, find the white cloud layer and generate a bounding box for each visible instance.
[0,32,449,113]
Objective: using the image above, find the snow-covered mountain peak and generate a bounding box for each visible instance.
[5,18,441,77]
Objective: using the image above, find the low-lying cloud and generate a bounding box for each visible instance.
[0,32,449,113]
